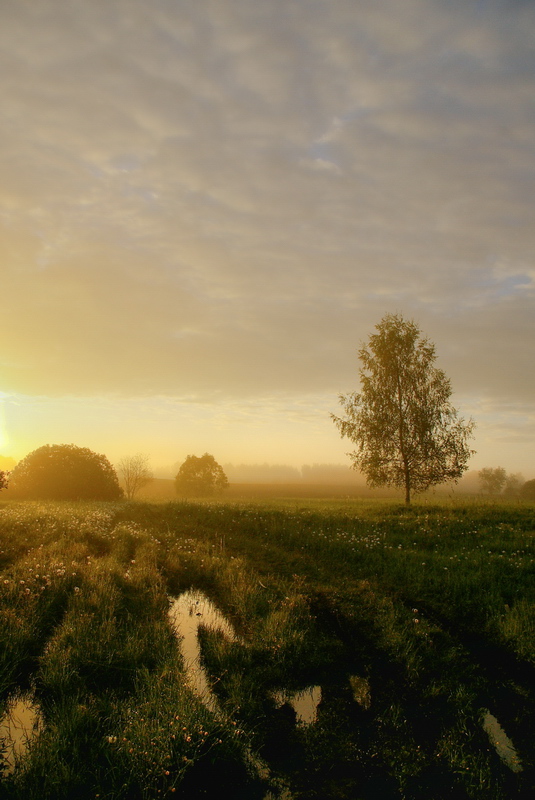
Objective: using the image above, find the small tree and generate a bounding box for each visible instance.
[175,453,228,498]
[118,453,153,500]
[478,467,507,496]
[503,472,524,498]
[0,471,9,492]
[332,313,475,504]
[8,444,123,500]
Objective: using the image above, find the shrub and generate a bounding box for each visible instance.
[8,444,123,501]
[175,454,228,497]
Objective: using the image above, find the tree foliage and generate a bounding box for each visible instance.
[503,472,525,498]
[478,467,507,495]
[8,444,123,500]
[175,453,228,497]
[118,453,153,500]
[0,471,8,492]
[332,313,475,504]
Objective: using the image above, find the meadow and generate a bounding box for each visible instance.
[0,494,534,799]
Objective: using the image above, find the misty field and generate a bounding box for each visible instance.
[0,497,534,799]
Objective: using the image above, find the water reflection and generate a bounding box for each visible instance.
[168,590,237,712]
[0,692,43,775]
[482,711,522,773]
[273,686,321,724]
[273,675,371,725]
[168,591,293,798]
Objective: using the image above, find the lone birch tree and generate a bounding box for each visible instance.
[332,313,475,504]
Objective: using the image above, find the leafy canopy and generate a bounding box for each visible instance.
[175,453,228,497]
[478,467,507,496]
[332,313,475,504]
[8,444,123,500]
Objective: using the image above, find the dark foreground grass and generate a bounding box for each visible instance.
[0,497,534,799]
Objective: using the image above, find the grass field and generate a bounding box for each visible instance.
[0,495,534,799]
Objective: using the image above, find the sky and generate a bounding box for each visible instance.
[1,0,534,479]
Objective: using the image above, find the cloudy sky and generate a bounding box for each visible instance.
[1,0,534,478]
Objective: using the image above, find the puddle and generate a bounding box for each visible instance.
[349,675,371,710]
[274,675,370,725]
[273,686,321,725]
[482,711,522,773]
[169,590,237,712]
[0,692,43,775]
[169,591,294,798]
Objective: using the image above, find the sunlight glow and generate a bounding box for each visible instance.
[0,397,8,452]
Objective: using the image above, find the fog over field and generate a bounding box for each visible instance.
[1,0,534,475]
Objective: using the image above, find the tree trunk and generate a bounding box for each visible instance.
[396,372,411,505]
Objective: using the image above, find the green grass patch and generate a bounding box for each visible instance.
[0,497,534,798]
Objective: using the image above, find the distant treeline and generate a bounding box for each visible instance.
[223,465,508,490]
[154,463,527,491]
[222,463,364,484]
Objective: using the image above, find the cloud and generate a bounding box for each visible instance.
[0,0,533,424]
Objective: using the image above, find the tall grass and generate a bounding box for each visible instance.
[0,497,533,798]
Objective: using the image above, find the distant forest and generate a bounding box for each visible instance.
[160,462,483,491]
[222,463,363,484]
